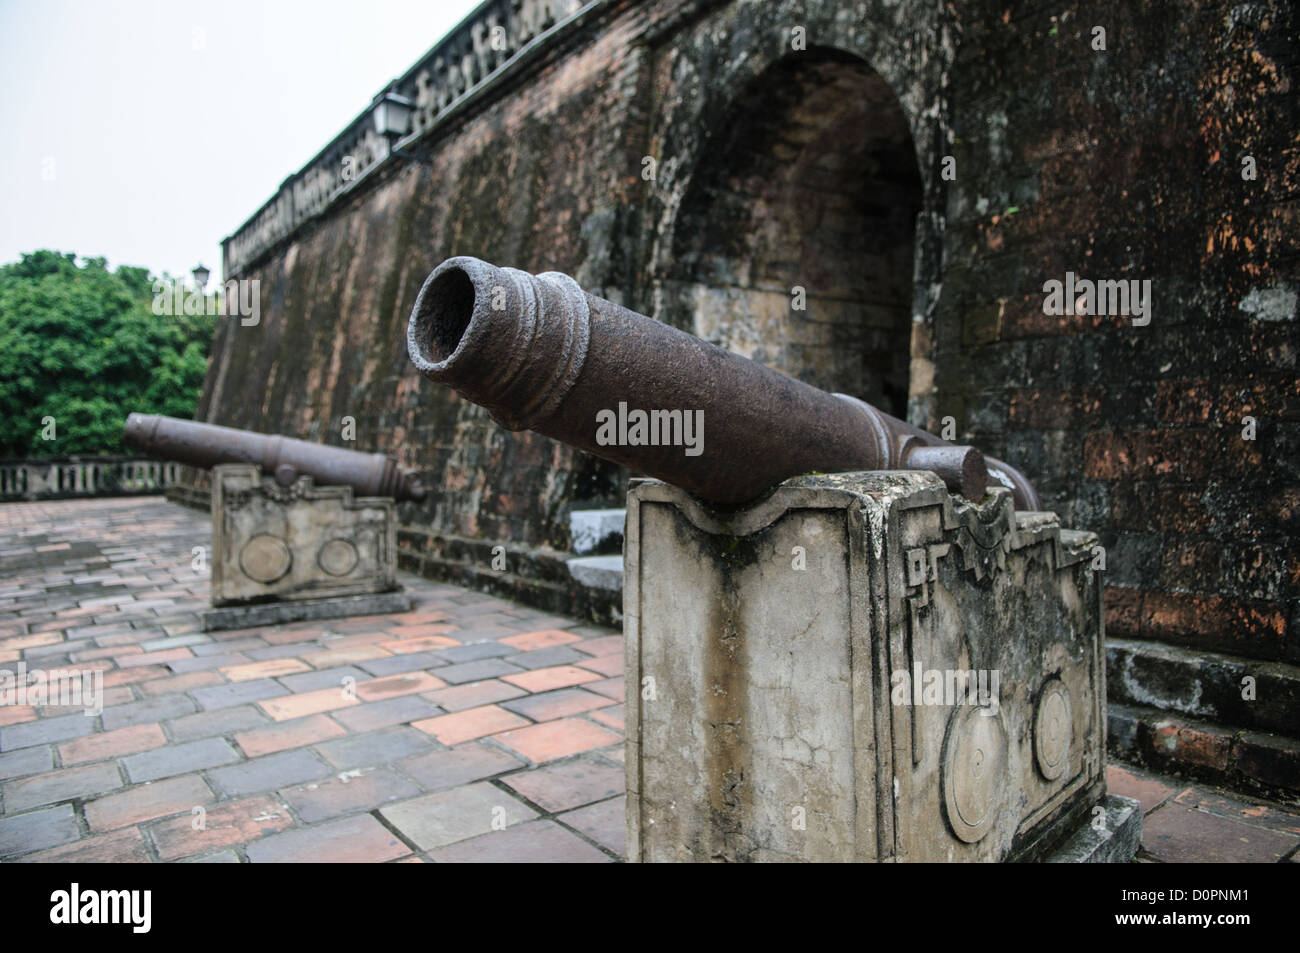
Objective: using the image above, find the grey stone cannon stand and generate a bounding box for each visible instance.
[623,471,1140,862]
[200,464,410,631]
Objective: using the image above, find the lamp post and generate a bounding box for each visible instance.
[372,88,431,166]
[192,263,210,292]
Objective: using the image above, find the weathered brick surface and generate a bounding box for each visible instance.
[85,773,215,832]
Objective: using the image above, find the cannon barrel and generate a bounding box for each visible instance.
[406,257,1039,511]
[123,413,427,503]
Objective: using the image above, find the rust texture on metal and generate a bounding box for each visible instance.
[123,413,427,503]
[406,257,1040,510]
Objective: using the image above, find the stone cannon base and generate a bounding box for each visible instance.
[199,589,412,632]
[624,472,1132,862]
[202,464,405,630]
[1044,794,1142,863]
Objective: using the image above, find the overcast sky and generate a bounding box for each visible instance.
[0,0,480,280]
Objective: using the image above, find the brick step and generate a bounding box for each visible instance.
[1106,637,1300,737]
[1107,701,1300,805]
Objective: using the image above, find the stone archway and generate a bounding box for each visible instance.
[660,48,923,418]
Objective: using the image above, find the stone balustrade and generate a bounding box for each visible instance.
[0,456,180,502]
[222,0,594,278]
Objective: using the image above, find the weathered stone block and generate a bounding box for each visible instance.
[625,471,1111,862]
[209,464,398,607]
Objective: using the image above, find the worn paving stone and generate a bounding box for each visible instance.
[502,665,602,694]
[380,782,536,850]
[357,651,451,677]
[1106,763,1178,814]
[258,686,359,721]
[493,718,620,763]
[507,646,587,670]
[501,688,612,723]
[183,849,240,862]
[0,712,95,751]
[137,670,224,697]
[332,695,443,732]
[59,722,167,765]
[168,653,250,674]
[313,726,436,770]
[3,761,123,812]
[412,704,530,746]
[573,635,623,658]
[281,767,422,823]
[246,813,409,863]
[16,826,151,863]
[590,705,623,730]
[0,803,80,857]
[123,737,240,783]
[434,642,516,664]
[424,679,527,712]
[220,658,312,682]
[150,795,292,861]
[85,773,215,832]
[427,819,611,863]
[434,659,526,685]
[1171,785,1300,836]
[101,693,197,731]
[1142,804,1300,862]
[402,746,530,801]
[190,678,289,711]
[234,714,347,758]
[207,749,331,798]
[354,671,445,702]
[166,705,270,742]
[278,665,367,693]
[0,745,55,780]
[0,705,38,728]
[377,635,458,654]
[576,653,624,678]
[500,758,624,813]
[559,796,626,856]
[587,676,624,701]
[500,629,581,652]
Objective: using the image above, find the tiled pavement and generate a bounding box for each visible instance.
[1106,763,1300,863]
[2,496,1296,863]
[0,496,624,863]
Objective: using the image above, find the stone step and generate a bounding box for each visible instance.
[1107,637,1300,737]
[566,555,623,592]
[1107,700,1300,805]
[569,508,625,556]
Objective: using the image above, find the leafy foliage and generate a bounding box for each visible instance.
[0,251,216,457]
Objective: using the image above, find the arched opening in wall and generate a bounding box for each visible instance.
[664,49,922,417]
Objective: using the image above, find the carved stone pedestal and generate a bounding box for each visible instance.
[624,471,1136,862]
[200,464,408,631]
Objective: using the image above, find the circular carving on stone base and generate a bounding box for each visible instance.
[1034,677,1072,781]
[942,704,1008,844]
[239,534,292,583]
[318,538,359,576]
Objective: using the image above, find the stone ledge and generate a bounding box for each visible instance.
[200,589,411,631]
[1045,795,1143,863]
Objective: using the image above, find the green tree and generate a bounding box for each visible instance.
[0,251,217,457]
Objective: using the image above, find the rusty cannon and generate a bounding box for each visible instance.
[405,257,1039,510]
[123,413,427,503]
